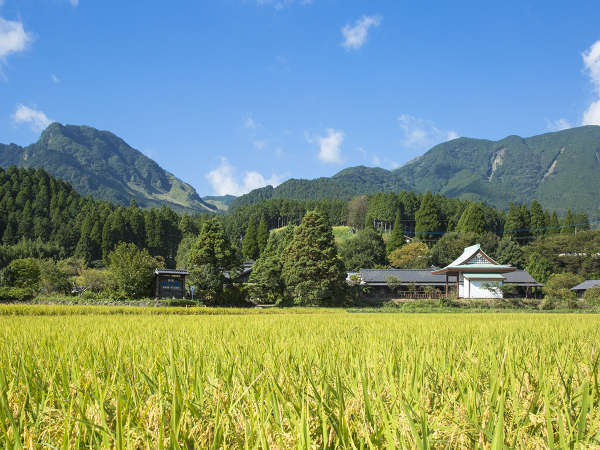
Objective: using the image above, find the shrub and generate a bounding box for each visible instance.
[107,243,160,299]
[76,268,109,293]
[538,296,557,310]
[0,286,36,302]
[583,286,600,306]
[3,258,41,290]
[388,242,429,269]
[544,272,584,307]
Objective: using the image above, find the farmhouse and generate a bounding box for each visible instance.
[355,267,542,298]
[154,269,189,299]
[571,280,600,298]
[432,244,516,298]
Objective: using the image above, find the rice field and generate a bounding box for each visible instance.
[1,308,599,448]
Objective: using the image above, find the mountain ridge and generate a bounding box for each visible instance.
[0,123,214,213]
[231,126,600,217]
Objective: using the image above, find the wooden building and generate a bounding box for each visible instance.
[154,269,189,299]
[432,244,516,298]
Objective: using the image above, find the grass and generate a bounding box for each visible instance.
[1,309,599,447]
[332,226,354,245]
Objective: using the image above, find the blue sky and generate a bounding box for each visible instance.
[1,0,600,196]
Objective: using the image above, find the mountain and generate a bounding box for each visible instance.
[202,195,236,211]
[230,126,600,217]
[0,123,214,213]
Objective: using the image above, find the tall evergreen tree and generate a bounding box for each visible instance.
[281,210,346,306]
[456,203,486,235]
[529,200,546,237]
[186,218,237,303]
[242,217,259,260]
[503,203,524,241]
[415,191,442,242]
[561,209,576,234]
[256,214,269,255]
[386,213,404,254]
[248,225,296,304]
[549,211,560,234]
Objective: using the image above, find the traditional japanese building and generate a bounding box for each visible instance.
[431,244,516,298]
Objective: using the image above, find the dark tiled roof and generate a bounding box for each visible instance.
[504,270,544,286]
[155,269,189,275]
[358,269,543,286]
[359,269,446,285]
[571,280,600,291]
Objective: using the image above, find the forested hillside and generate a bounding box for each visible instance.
[0,123,214,213]
[231,126,600,218]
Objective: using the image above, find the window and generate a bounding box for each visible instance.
[465,253,489,265]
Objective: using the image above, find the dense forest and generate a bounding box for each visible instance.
[0,165,599,303]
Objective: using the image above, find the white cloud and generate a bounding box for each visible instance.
[51,73,60,83]
[341,15,381,51]
[397,114,458,149]
[582,40,600,125]
[244,115,258,129]
[206,158,285,196]
[69,0,79,6]
[446,130,459,141]
[0,17,33,62]
[582,101,600,126]
[316,128,344,164]
[12,104,52,132]
[371,155,381,166]
[546,118,572,131]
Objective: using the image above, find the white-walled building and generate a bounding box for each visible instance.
[431,244,516,299]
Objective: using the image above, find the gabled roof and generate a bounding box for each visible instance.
[571,280,600,291]
[431,244,515,275]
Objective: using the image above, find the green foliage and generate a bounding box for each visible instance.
[429,232,478,267]
[386,213,404,254]
[107,243,160,299]
[544,272,585,295]
[388,241,429,269]
[0,286,35,302]
[3,258,41,290]
[76,268,109,293]
[583,287,600,306]
[524,230,600,278]
[415,192,442,241]
[248,225,295,305]
[346,195,369,230]
[525,253,553,284]
[186,218,238,303]
[542,272,583,309]
[256,215,269,255]
[242,218,258,260]
[38,259,71,295]
[456,203,486,235]
[561,209,576,234]
[339,228,387,271]
[494,238,524,267]
[281,211,346,305]
[529,200,546,236]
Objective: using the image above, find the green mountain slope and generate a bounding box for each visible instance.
[0,123,214,213]
[231,126,600,216]
[202,195,236,211]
